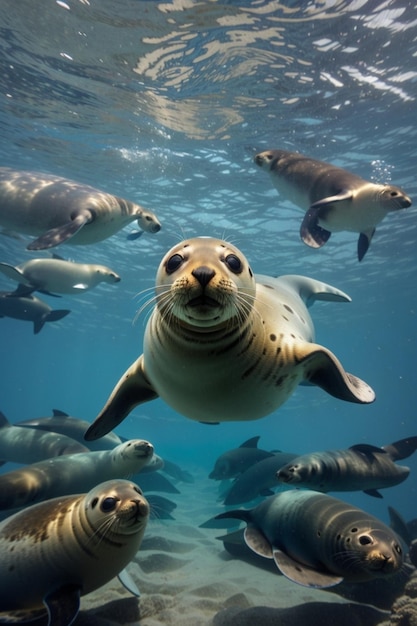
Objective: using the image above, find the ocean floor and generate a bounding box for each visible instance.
[73,469,409,626]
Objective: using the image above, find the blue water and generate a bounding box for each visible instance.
[0,0,416,555]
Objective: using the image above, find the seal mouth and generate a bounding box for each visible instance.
[187,295,220,309]
[276,469,292,483]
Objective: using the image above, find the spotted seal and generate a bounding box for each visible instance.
[276,436,417,498]
[0,167,161,250]
[0,438,154,511]
[0,254,120,295]
[212,490,403,587]
[0,479,149,624]
[85,237,375,440]
[254,149,412,260]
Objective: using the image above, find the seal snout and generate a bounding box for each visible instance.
[192,266,215,287]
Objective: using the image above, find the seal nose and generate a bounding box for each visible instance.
[192,266,215,287]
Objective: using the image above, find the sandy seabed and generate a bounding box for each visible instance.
[73,470,407,626]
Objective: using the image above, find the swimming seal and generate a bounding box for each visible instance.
[85,236,375,440]
[213,490,403,587]
[0,438,154,511]
[254,149,412,260]
[0,167,161,250]
[276,435,417,498]
[0,290,70,333]
[0,479,149,624]
[0,254,120,296]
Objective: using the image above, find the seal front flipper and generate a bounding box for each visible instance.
[118,568,140,597]
[298,343,375,404]
[358,229,375,261]
[27,210,92,250]
[244,525,273,558]
[85,355,158,441]
[273,550,343,588]
[300,207,331,248]
[44,584,80,626]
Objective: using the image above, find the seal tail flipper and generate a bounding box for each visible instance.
[27,211,91,250]
[0,263,30,285]
[300,207,331,248]
[382,436,417,461]
[358,229,375,261]
[298,343,375,404]
[84,355,158,441]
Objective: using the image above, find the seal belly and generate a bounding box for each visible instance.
[144,314,303,422]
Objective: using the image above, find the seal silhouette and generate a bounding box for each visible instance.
[0,167,161,249]
[85,237,374,440]
[254,149,411,260]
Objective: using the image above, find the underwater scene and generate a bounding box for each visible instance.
[0,0,416,624]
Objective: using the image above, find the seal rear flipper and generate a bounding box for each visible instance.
[358,229,375,261]
[27,211,92,250]
[44,584,80,626]
[382,436,417,461]
[0,263,29,285]
[300,208,331,248]
[84,355,158,441]
[299,344,375,404]
[273,550,343,588]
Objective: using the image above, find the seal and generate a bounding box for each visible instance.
[254,149,412,260]
[0,438,154,511]
[0,254,121,296]
[0,410,88,464]
[85,237,375,440]
[0,479,149,624]
[212,490,403,587]
[0,289,70,333]
[0,167,161,250]
[276,435,417,498]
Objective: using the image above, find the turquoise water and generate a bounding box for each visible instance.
[0,0,416,542]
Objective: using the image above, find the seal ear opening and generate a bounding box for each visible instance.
[300,345,375,404]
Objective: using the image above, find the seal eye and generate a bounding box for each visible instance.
[225,254,242,274]
[166,254,184,274]
[101,496,118,512]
